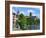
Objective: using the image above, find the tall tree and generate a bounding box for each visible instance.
[34,17,40,29]
[18,13,27,30]
[29,12,32,17]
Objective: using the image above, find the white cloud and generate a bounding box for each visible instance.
[28,10,36,16]
[12,9,17,14]
[28,10,35,13]
[19,11,25,15]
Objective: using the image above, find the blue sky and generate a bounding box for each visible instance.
[12,7,40,18]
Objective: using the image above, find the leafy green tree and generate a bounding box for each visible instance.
[34,18,40,29]
[18,13,27,30]
[29,12,33,25]
[29,12,32,16]
[26,12,33,29]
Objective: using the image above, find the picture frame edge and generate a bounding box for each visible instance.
[5,1,45,37]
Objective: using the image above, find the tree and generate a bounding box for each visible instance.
[29,12,32,17]
[18,13,27,30]
[34,17,40,29]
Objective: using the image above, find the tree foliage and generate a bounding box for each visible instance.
[18,13,27,30]
[16,12,40,30]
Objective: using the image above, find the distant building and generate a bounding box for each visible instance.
[26,16,37,20]
[16,10,20,18]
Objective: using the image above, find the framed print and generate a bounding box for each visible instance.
[5,1,45,37]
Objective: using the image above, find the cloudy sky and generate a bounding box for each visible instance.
[12,7,40,18]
